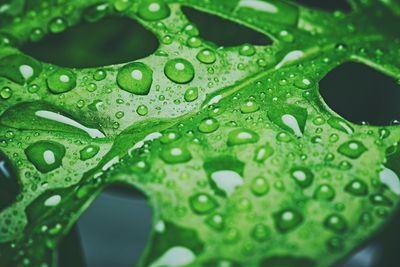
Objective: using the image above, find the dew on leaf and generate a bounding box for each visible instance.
[345,179,369,196]
[117,62,153,95]
[196,49,216,64]
[268,105,307,137]
[370,194,393,206]
[137,105,149,116]
[314,184,335,201]
[198,117,219,133]
[164,58,195,84]
[337,140,367,159]
[0,54,42,84]
[210,170,243,197]
[83,2,109,22]
[205,213,225,230]
[0,87,12,99]
[47,68,77,94]
[254,143,274,163]
[290,167,314,188]
[227,128,259,146]
[25,141,66,173]
[273,209,303,233]
[160,146,192,164]
[49,17,68,33]
[239,44,256,56]
[79,145,100,161]
[251,176,270,196]
[138,0,170,21]
[240,99,260,114]
[189,193,218,214]
[324,214,348,234]
[184,87,199,102]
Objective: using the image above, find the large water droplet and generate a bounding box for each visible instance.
[290,167,314,188]
[268,105,307,137]
[117,62,153,95]
[164,58,195,84]
[198,117,219,133]
[196,49,216,64]
[189,193,218,214]
[210,170,243,197]
[227,128,259,146]
[160,146,192,164]
[47,68,77,94]
[25,141,66,173]
[138,0,170,21]
[273,209,303,233]
[338,140,367,159]
[0,54,42,84]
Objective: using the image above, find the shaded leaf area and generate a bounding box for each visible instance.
[0,0,399,267]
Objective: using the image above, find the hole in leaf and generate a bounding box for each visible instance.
[75,185,152,267]
[182,6,271,47]
[21,17,158,68]
[293,0,351,12]
[319,62,400,125]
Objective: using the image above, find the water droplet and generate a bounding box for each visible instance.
[290,167,314,188]
[189,193,218,214]
[25,141,66,173]
[47,69,77,94]
[196,49,216,64]
[268,105,307,137]
[160,146,192,164]
[251,176,269,196]
[345,179,368,196]
[83,2,109,22]
[0,87,12,99]
[205,213,225,230]
[314,184,335,201]
[49,17,68,33]
[273,209,303,233]
[184,87,198,102]
[240,99,260,114]
[164,58,195,84]
[254,143,274,163]
[328,117,354,135]
[137,105,149,116]
[338,140,367,159]
[239,44,256,56]
[210,170,243,197]
[117,62,153,95]
[227,128,259,146]
[370,194,393,206]
[324,214,347,234]
[79,145,100,161]
[251,223,270,242]
[198,117,219,133]
[138,0,170,21]
[30,28,45,42]
[44,195,61,207]
[93,69,107,81]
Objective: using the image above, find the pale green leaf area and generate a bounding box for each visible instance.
[0,0,399,266]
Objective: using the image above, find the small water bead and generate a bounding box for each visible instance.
[187,36,202,48]
[276,132,292,142]
[290,167,314,188]
[184,23,199,36]
[345,179,368,196]
[130,160,150,173]
[370,194,393,206]
[137,0,170,21]
[338,140,367,159]
[198,118,219,133]
[47,69,77,94]
[49,17,68,33]
[324,214,347,234]
[30,28,45,42]
[239,44,256,56]
[273,209,303,233]
[136,105,149,116]
[205,213,225,230]
[184,87,198,102]
[189,193,218,214]
[314,184,336,201]
[114,0,132,11]
[79,145,100,161]
[25,141,66,173]
[93,69,107,81]
[83,2,109,22]
[0,87,12,99]
[227,128,259,146]
[254,143,274,163]
[160,146,192,164]
[86,82,97,92]
[164,58,195,84]
[240,100,260,114]
[251,223,270,242]
[160,131,180,144]
[294,77,312,89]
[117,62,153,95]
[196,49,216,64]
[251,176,269,196]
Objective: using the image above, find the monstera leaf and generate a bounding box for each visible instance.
[0,0,400,266]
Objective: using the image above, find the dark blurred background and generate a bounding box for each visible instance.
[18,0,400,266]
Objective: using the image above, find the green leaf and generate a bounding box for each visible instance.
[0,0,399,266]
